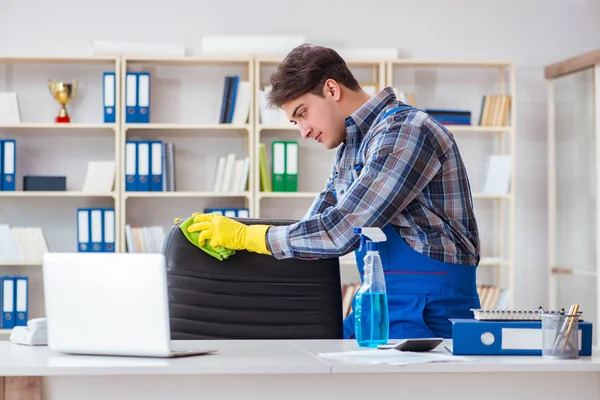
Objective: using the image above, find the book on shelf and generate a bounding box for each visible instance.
[204,207,249,218]
[259,85,289,126]
[1,275,28,329]
[479,94,511,126]
[219,76,251,125]
[162,142,175,192]
[477,285,510,310]
[259,143,272,192]
[482,154,511,194]
[125,225,165,253]
[0,92,20,124]
[0,225,48,264]
[81,161,115,193]
[425,109,472,125]
[103,72,116,123]
[212,153,249,193]
[124,72,151,123]
[77,208,115,253]
[1,139,16,191]
[389,91,511,127]
[125,140,175,192]
[262,141,298,193]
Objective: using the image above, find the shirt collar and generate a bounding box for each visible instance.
[344,86,397,138]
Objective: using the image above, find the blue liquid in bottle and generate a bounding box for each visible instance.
[354,291,389,347]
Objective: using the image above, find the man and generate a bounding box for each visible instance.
[188,43,481,339]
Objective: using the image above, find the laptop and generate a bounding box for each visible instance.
[42,252,216,358]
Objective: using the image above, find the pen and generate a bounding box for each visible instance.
[552,305,574,351]
[561,304,579,354]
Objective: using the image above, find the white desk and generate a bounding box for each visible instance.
[0,340,599,400]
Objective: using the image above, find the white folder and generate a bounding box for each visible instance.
[2,278,14,328]
[77,209,90,252]
[103,209,115,252]
[15,277,27,326]
[125,73,137,122]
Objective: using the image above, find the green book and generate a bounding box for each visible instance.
[272,141,286,192]
[284,141,298,192]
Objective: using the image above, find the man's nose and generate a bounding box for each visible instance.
[299,123,312,139]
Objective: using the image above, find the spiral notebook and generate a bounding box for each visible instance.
[471,308,584,321]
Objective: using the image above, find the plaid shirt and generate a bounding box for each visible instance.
[266,86,480,266]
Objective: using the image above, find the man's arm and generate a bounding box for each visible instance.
[266,122,443,260]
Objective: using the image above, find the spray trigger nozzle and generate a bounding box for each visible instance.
[354,227,387,252]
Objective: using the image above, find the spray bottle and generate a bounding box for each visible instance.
[353,227,389,348]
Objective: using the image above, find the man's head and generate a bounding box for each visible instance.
[267,44,368,149]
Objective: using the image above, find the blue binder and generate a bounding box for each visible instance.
[2,139,16,191]
[227,75,239,123]
[103,72,116,123]
[125,141,138,191]
[102,208,115,252]
[219,77,232,123]
[136,141,150,191]
[77,208,90,252]
[137,72,150,123]
[0,140,3,191]
[150,140,163,191]
[1,276,15,329]
[14,276,28,327]
[90,208,104,252]
[125,72,138,123]
[448,318,593,356]
[203,207,250,217]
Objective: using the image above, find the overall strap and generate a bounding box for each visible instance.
[379,105,412,122]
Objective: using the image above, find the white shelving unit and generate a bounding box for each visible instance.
[0,53,517,334]
[0,55,120,330]
[117,56,255,252]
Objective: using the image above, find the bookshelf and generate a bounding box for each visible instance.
[0,55,120,331]
[545,49,600,345]
[117,56,255,253]
[0,53,517,335]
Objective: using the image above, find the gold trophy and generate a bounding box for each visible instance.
[48,79,78,123]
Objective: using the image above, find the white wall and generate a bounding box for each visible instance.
[1,0,599,310]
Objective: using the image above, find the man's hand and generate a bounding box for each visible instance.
[187,213,272,255]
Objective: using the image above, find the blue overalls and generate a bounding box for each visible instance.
[339,106,481,340]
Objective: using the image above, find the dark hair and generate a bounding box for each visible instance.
[267,43,361,108]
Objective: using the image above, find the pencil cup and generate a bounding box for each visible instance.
[541,313,579,359]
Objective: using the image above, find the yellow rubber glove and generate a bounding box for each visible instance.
[186,213,272,255]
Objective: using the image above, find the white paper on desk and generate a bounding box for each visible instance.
[318,350,473,365]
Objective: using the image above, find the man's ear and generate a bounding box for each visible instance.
[323,79,342,101]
